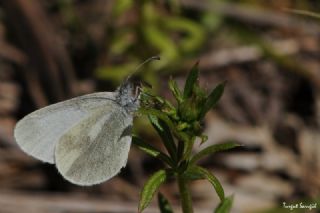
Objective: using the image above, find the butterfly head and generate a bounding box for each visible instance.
[115,56,160,113]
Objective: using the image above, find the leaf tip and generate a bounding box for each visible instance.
[232,142,244,148]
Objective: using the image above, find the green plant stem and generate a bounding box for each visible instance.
[177,174,193,213]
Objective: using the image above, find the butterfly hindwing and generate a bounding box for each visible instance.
[54,103,133,185]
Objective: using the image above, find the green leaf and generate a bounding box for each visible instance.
[200,82,226,118]
[183,168,205,180]
[138,108,189,143]
[169,77,183,103]
[182,140,193,160]
[199,134,208,145]
[138,108,175,130]
[177,140,185,162]
[183,62,199,99]
[140,107,189,143]
[186,166,225,201]
[214,195,234,213]
[139,170,168,212]
[176,122,189,131]
[132,136,174,167]
[148,115,177,163]
[149,115,164,131]
[190,142,241,164]
[158,192,174,213]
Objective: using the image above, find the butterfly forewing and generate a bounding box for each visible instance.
[14,92,116,163]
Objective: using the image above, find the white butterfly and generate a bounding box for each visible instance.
[14,80,140,186]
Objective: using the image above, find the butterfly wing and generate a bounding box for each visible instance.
[14,92,116,163]
[54,103,133,186]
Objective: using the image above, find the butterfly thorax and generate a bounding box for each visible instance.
[115,81,140,113]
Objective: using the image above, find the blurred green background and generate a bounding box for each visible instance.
[0,0,320,212]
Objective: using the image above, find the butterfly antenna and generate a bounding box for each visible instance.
[134,56,160,73]
[125,56,160,82]
[119,56,160,91]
